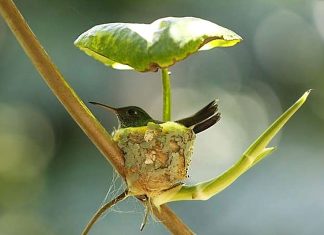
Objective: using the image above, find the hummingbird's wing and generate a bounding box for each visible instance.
[176,100,221,134]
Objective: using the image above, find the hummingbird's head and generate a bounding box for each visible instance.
[89,102,155,128]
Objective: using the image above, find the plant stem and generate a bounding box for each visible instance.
[0,1,193,234]
[82,190,129,235]
[161,68,171,121]
[153,205,194,235]
[0,0,126,177]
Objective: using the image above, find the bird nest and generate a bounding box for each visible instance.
[113,122,196,197]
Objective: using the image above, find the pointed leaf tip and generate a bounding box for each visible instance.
[303,89,312,100]
[152,90,310,206]
[74,17,242,72]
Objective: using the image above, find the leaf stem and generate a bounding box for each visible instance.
[0,0,193,234]
[162,68,171,121]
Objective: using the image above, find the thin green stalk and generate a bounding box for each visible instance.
[0,1,193,234]
[162,68,171,121]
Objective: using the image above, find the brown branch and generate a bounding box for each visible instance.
[0,0,194,234]
[82,190,129,235]
[0,0,125,177]
[153,205,194,235]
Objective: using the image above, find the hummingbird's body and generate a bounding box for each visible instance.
[89,100,220,133]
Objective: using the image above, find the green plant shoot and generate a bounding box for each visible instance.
[152,90,311,206]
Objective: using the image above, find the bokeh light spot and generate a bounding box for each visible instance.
[254,9,324,85]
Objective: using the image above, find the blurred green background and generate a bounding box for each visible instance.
[0,0,323,234]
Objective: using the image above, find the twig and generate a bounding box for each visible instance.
[0,0,194,234]
[153,205,194,235]
[82,190,129,235]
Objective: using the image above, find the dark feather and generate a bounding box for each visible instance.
[176,100,220,133]
[192,113,221,134]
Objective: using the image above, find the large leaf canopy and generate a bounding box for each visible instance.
[74,17,242,72]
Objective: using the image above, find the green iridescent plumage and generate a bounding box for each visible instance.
[89,100,221,133]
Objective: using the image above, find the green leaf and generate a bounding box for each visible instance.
[74,17,242,72]
[152,90,311,206]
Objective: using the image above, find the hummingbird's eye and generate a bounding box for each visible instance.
[127,109,138,116]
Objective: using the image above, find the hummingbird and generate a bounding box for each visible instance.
[89,100,221,134]
[83,100,221,234]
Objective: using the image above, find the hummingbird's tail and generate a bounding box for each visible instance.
[176,100,221,134]
[192,112,221,134]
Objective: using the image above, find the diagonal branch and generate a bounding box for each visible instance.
[153,204,194,235]
[82,190,129,235]
[0,0,194,234]
[0,0,125,177]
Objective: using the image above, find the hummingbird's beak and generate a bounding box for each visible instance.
[89,101,118,113]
